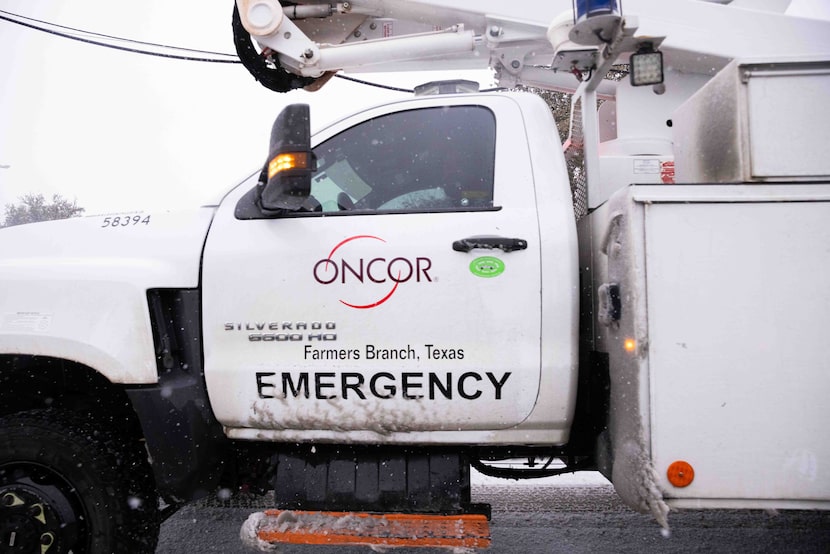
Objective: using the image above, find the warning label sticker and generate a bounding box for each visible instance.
[633,159,661,174]
[2,312,52,332]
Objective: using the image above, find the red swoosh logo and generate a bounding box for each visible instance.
[327,235,398,309]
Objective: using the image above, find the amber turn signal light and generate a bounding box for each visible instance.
[268,152,310,179]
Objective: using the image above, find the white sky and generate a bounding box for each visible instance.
[1,0,828,218]
[0,0,492,217]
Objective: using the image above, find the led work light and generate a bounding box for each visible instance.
[630,44,664,86]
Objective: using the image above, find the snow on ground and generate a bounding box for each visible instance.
[470,469,609,488]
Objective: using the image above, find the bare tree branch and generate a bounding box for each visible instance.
[2,193,85,228]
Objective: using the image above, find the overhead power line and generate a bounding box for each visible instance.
[0,9,240,63]
[0,9,239,58]
[334,74,414,93]
[0,9,497,94]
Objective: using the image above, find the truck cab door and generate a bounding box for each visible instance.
[202,96,544,440]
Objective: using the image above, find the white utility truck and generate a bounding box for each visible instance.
[1,0,829,551]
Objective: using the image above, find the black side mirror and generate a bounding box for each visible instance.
[259,104,315,211]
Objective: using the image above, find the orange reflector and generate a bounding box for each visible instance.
[667,460,695,488]
[250,510,491,549]
[623,338,636,352]
[268,152,309,178]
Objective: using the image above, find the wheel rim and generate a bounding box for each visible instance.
[0,463,87,553]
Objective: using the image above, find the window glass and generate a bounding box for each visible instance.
[311,106,496,213]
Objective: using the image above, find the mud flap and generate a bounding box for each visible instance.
[241,510,491,550]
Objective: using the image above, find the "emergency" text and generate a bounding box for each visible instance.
[256,371,511,401]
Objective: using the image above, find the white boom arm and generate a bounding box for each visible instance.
[234,0,830,94]
[232,0,830,220]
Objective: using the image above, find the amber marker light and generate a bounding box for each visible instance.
[667,460,695,488]
[268,152,309,179]
[623,338,636,353]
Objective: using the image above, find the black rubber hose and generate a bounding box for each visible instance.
[232,4,317,93]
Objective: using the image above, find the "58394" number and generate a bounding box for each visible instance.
[100,215,151,228]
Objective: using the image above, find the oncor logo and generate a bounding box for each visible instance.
[313,235,433,309]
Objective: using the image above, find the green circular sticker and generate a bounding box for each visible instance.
[470,256,505,278]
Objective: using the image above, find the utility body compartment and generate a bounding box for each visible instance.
[672,58,830,183]
[588,183,830,511]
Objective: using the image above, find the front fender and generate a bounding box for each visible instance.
[0,280,157,382]
[0,209,215,384]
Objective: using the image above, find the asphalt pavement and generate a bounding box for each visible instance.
[158,473,830,553]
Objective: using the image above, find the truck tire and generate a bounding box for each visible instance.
[0,408,160,553]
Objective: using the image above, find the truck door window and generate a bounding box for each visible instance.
[311,106,496,213]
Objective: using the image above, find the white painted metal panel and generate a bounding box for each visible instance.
[673,59,830,183]
[747,68,830,178]
[202,94,576,443]
[644,194,830,504]
[0,209,214,383]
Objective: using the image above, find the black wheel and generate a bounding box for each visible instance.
[0,409,159,553]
